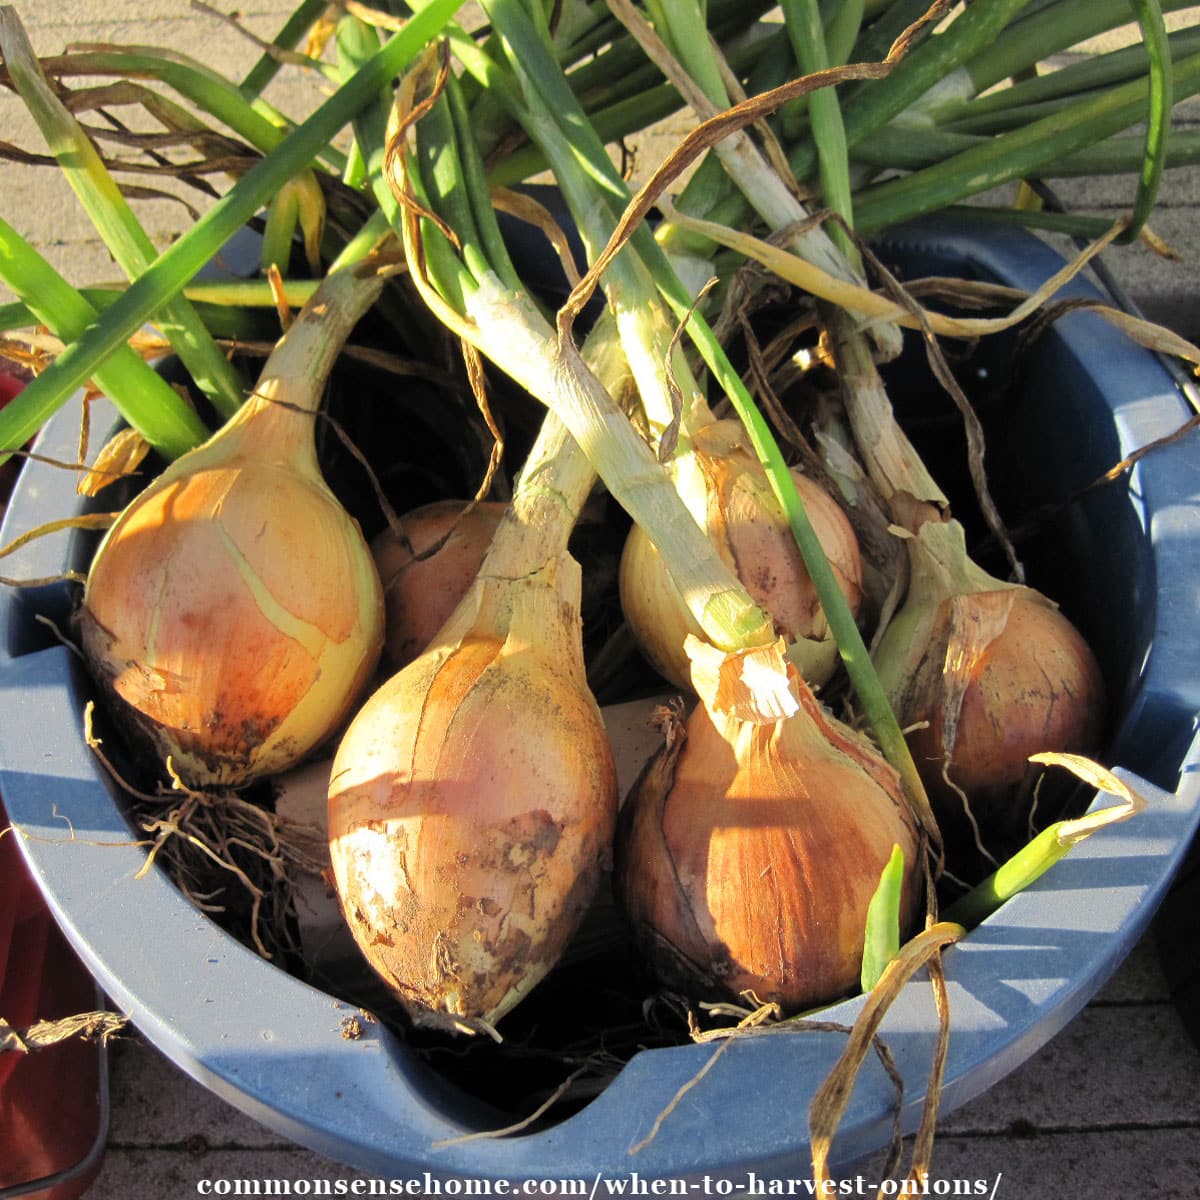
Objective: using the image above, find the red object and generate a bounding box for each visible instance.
[0,374,23,405]
[0,369,31,506]
[1,795,107,1200]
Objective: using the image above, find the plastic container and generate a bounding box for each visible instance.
[0,216,1198,1181]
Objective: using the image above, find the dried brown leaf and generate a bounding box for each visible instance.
[76,427,150,496]
[809,921,964,1191]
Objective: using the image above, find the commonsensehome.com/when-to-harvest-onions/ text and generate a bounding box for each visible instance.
[191,1174,1006,1198]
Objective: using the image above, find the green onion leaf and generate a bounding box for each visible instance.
[0,0,462,468]
[0,218,207,459]
[1122,0,1173,242]
[861,844,907,993]
[0,7,246,419]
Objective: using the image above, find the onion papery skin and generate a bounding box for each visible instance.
[78,457,385,789]
[619,420,863,691]
[371,500,506,671]
[615,679,921,1013]
[901,591,1107,866]
[327,558,618,1033]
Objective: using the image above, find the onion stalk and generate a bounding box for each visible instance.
[0,278,325,331]
[388,59,795,719]
[340,11,825,710]
[478,17,873,694]
[454,0,908,771]
[240,0,330,99]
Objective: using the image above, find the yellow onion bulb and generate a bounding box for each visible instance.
[619,420,863,690]
[78,454,384,790]
[78,262,387,790]
[615,673,921,1013]
[371,499,505,670]
[898,589,1106,863]
[327,557,618,1033]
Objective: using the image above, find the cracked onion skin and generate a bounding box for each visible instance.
[615,676,921,1013]
[620,419,863,691]
[327,556,618,1034]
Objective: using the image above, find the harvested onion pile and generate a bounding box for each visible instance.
[4,0,1171,1104]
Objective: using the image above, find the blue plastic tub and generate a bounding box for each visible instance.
[2,216,1199,1181]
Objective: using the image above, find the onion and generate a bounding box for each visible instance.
[873,519,1106,870]
[371,499,505,670]
[620,418,863,690]
[615,646,921,1013]
[77,263,386,789]
[328,414,619,1034]
[328,561,617,1033]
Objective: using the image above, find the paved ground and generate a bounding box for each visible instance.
[4,3,1200,1199]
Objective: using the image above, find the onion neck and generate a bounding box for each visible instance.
[826,305,947,529]
[613,299,714,450]
[215,260,387,470]
[873,516,1021,706]
[473,307,627,583]
[440,310,624,656]
[905,518,1015,605]
[478,414,594,588]
[422,411,597,694]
